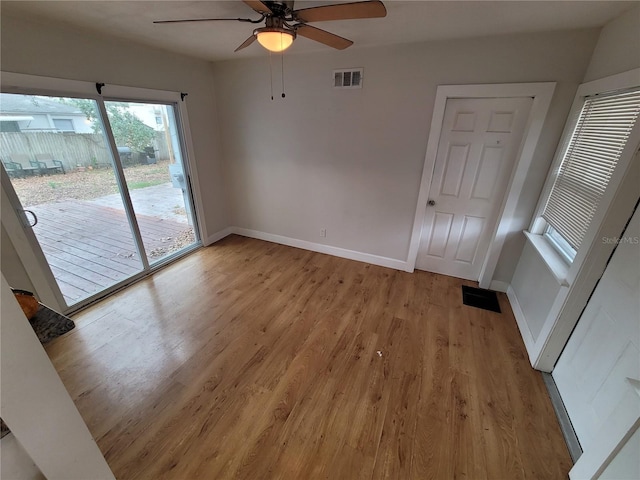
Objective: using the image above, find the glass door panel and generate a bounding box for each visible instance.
[0,93,144,306]
[103,101,198,265]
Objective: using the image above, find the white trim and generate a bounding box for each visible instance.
[407,82,556,290]
[204,226,233,246]
[533,285,571,372]
[97,84,182,103]
[231,227,412,272]
[1,71,99,98]
[1,71,182,103]
[489,280,509,293]
[506,285,536,363]
[523,231,569,286]
[174,95,209,244]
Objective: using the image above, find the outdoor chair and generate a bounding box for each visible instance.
[10,154,39,176]
[30,160,60,176]
[35,154,65,174]
[2,159,25,178]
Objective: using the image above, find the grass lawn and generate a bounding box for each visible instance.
[10,160,173,207]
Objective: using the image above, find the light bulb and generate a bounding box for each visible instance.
[256,31,294,53]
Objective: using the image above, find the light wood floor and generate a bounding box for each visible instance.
[45,235,572,479]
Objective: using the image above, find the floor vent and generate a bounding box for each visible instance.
[334,68,363,89]
[461,285,501,313]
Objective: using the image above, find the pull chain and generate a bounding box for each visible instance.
[281,51,286,98]
[269,51,274,100]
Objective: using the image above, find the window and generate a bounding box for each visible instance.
[540,87,640,261]
[52,118,75,132]
[544,225,576,264]
[0,121,20,132]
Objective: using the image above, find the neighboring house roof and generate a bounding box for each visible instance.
[0,93,84,115]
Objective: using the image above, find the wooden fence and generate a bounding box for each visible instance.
[0,132,171,171]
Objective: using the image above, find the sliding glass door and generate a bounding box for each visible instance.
[0,92,199,310]
[103,101,197,266]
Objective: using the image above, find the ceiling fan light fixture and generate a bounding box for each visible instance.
[255,28,295,52]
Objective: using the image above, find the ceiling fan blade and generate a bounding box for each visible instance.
[243,0,272,14]
[295,24,353,50]
[234,34,257,52]
[294,1,386,23]
[154,17,257,24]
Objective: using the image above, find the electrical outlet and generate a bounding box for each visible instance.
[320,228,327,238]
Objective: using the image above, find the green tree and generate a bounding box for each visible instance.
[105,104,156,153]
[58,99,156,152]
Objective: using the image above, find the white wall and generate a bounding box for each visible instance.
[213,29,597,277]
[584,5,640,82]
[0,274,115,479]
[0,12,228,241]
[1,224,35,291]
[510,242,562,344]
[1,433,46,480]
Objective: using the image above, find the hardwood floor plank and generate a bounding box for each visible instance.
[468,305,528,479]
[371,371,421,480]
[44,235,572,479]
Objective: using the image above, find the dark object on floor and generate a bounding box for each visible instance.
[461,285,501,313]
[29,304,75,344]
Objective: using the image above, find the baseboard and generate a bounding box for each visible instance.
[506,285,537,365]
[203,227,233,246]
[489,280,509,293]
[542,372,582,463]
[231,227,412,272]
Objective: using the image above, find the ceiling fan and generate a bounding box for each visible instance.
[154,0,387,53]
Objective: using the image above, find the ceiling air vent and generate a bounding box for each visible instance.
[333,68,363,89]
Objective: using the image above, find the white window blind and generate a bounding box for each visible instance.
[542,88,640,250]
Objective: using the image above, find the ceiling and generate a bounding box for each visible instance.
[2,1,636,62]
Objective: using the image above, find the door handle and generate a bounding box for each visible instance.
[427,200,436,206]
[19,209,38,227]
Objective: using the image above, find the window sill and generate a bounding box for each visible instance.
[524,231,570,287]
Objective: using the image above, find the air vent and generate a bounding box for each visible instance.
[333,68,363,89]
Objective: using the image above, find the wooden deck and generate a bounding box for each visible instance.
[30,200,194,304]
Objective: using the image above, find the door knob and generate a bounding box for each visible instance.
[427,200,436,206]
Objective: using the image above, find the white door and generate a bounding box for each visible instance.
[553,206,640,458]
[416,97,532,279]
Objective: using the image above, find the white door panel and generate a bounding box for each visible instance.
[416,97,533,279]
[553,206,640,454]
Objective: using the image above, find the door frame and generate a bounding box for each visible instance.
[0,71,205,313]
[1,174,65,312]
[407,82,556,288]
